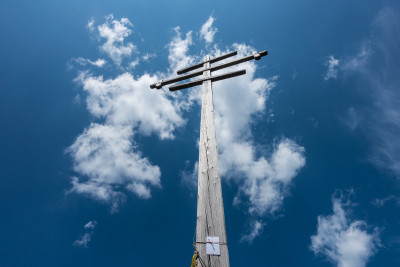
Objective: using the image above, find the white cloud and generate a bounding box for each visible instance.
[311,195,380,267]
[73,221,98,248]
[70,57,107,68]
[96,14,136,65]
[341,107,361,131]
[324,55,340,80]
[69,15,306,226]
[67,72,185,211]
[73,233,92,248]
[180,161,198,189]
[238,139,306,216]
[87,18,95,31]
[67,124,161,184]
[168,26,195,72]
[372,195,400,207]
[340,7,400,177]
[128,58,140,69]
[126,182,151,199]
[142,53,156,61]
[174,44,306,240]
[84,220,98,229]
[200,16,218,43]
[341,44,371,72]
[68,20,186,211]
[75,72,184,138]
[208,45,305,219]
[240,220,265,244]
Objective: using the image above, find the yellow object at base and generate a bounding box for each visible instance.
[191,253,197,267]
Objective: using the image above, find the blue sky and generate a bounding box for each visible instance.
[1,0,400,266]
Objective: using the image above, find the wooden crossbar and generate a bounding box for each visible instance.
[149,50,268,89]
[176,51,237,74]
[169,69,246,91]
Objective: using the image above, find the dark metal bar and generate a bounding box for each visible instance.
[150,69,204,89]
[149,50,268,89]
[209,50,268,73]
[176,51,238,75]
[169,69,246,91]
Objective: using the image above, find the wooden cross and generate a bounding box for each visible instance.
[150,49,268,266]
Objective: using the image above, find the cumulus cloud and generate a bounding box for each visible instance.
[324,55,340,80]
[93,14,136,65]
[67,16,187,212]
[311,195,380,267]
[178,44,306,240]
[211,45,305,219]
[73,221,98,248]
[168,26,195,73]
[68,15,306,228]
[67,71,185,212]
[200,16,218,43]
[239,139,306,216]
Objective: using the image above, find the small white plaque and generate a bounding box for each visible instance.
[206,236,220,255]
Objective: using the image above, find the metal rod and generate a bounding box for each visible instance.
[176,51,238,75]
[169,69,246,91]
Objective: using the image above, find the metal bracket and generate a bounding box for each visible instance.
[253,51,261,60]
[155,79,163,89]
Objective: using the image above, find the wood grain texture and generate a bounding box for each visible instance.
[196,55,230,267]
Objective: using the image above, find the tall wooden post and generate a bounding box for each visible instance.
[196,56,229,266]
[149,49,268,267]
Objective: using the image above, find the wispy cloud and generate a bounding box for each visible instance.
[84,221,98,229]
[341,44,371,72]
[73,220,98,248]
[200,16,218,43]
[240,220,265,244]
[324,55,340,80]
[142,53,156,61]
[68,57,107,69]
[340,107,361,131]
[339,7,400,177]
[180,160,198,189]
[311,194,380,267]
[372,195,400,207]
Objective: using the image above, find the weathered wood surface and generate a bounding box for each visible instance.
[196,55,230,267]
